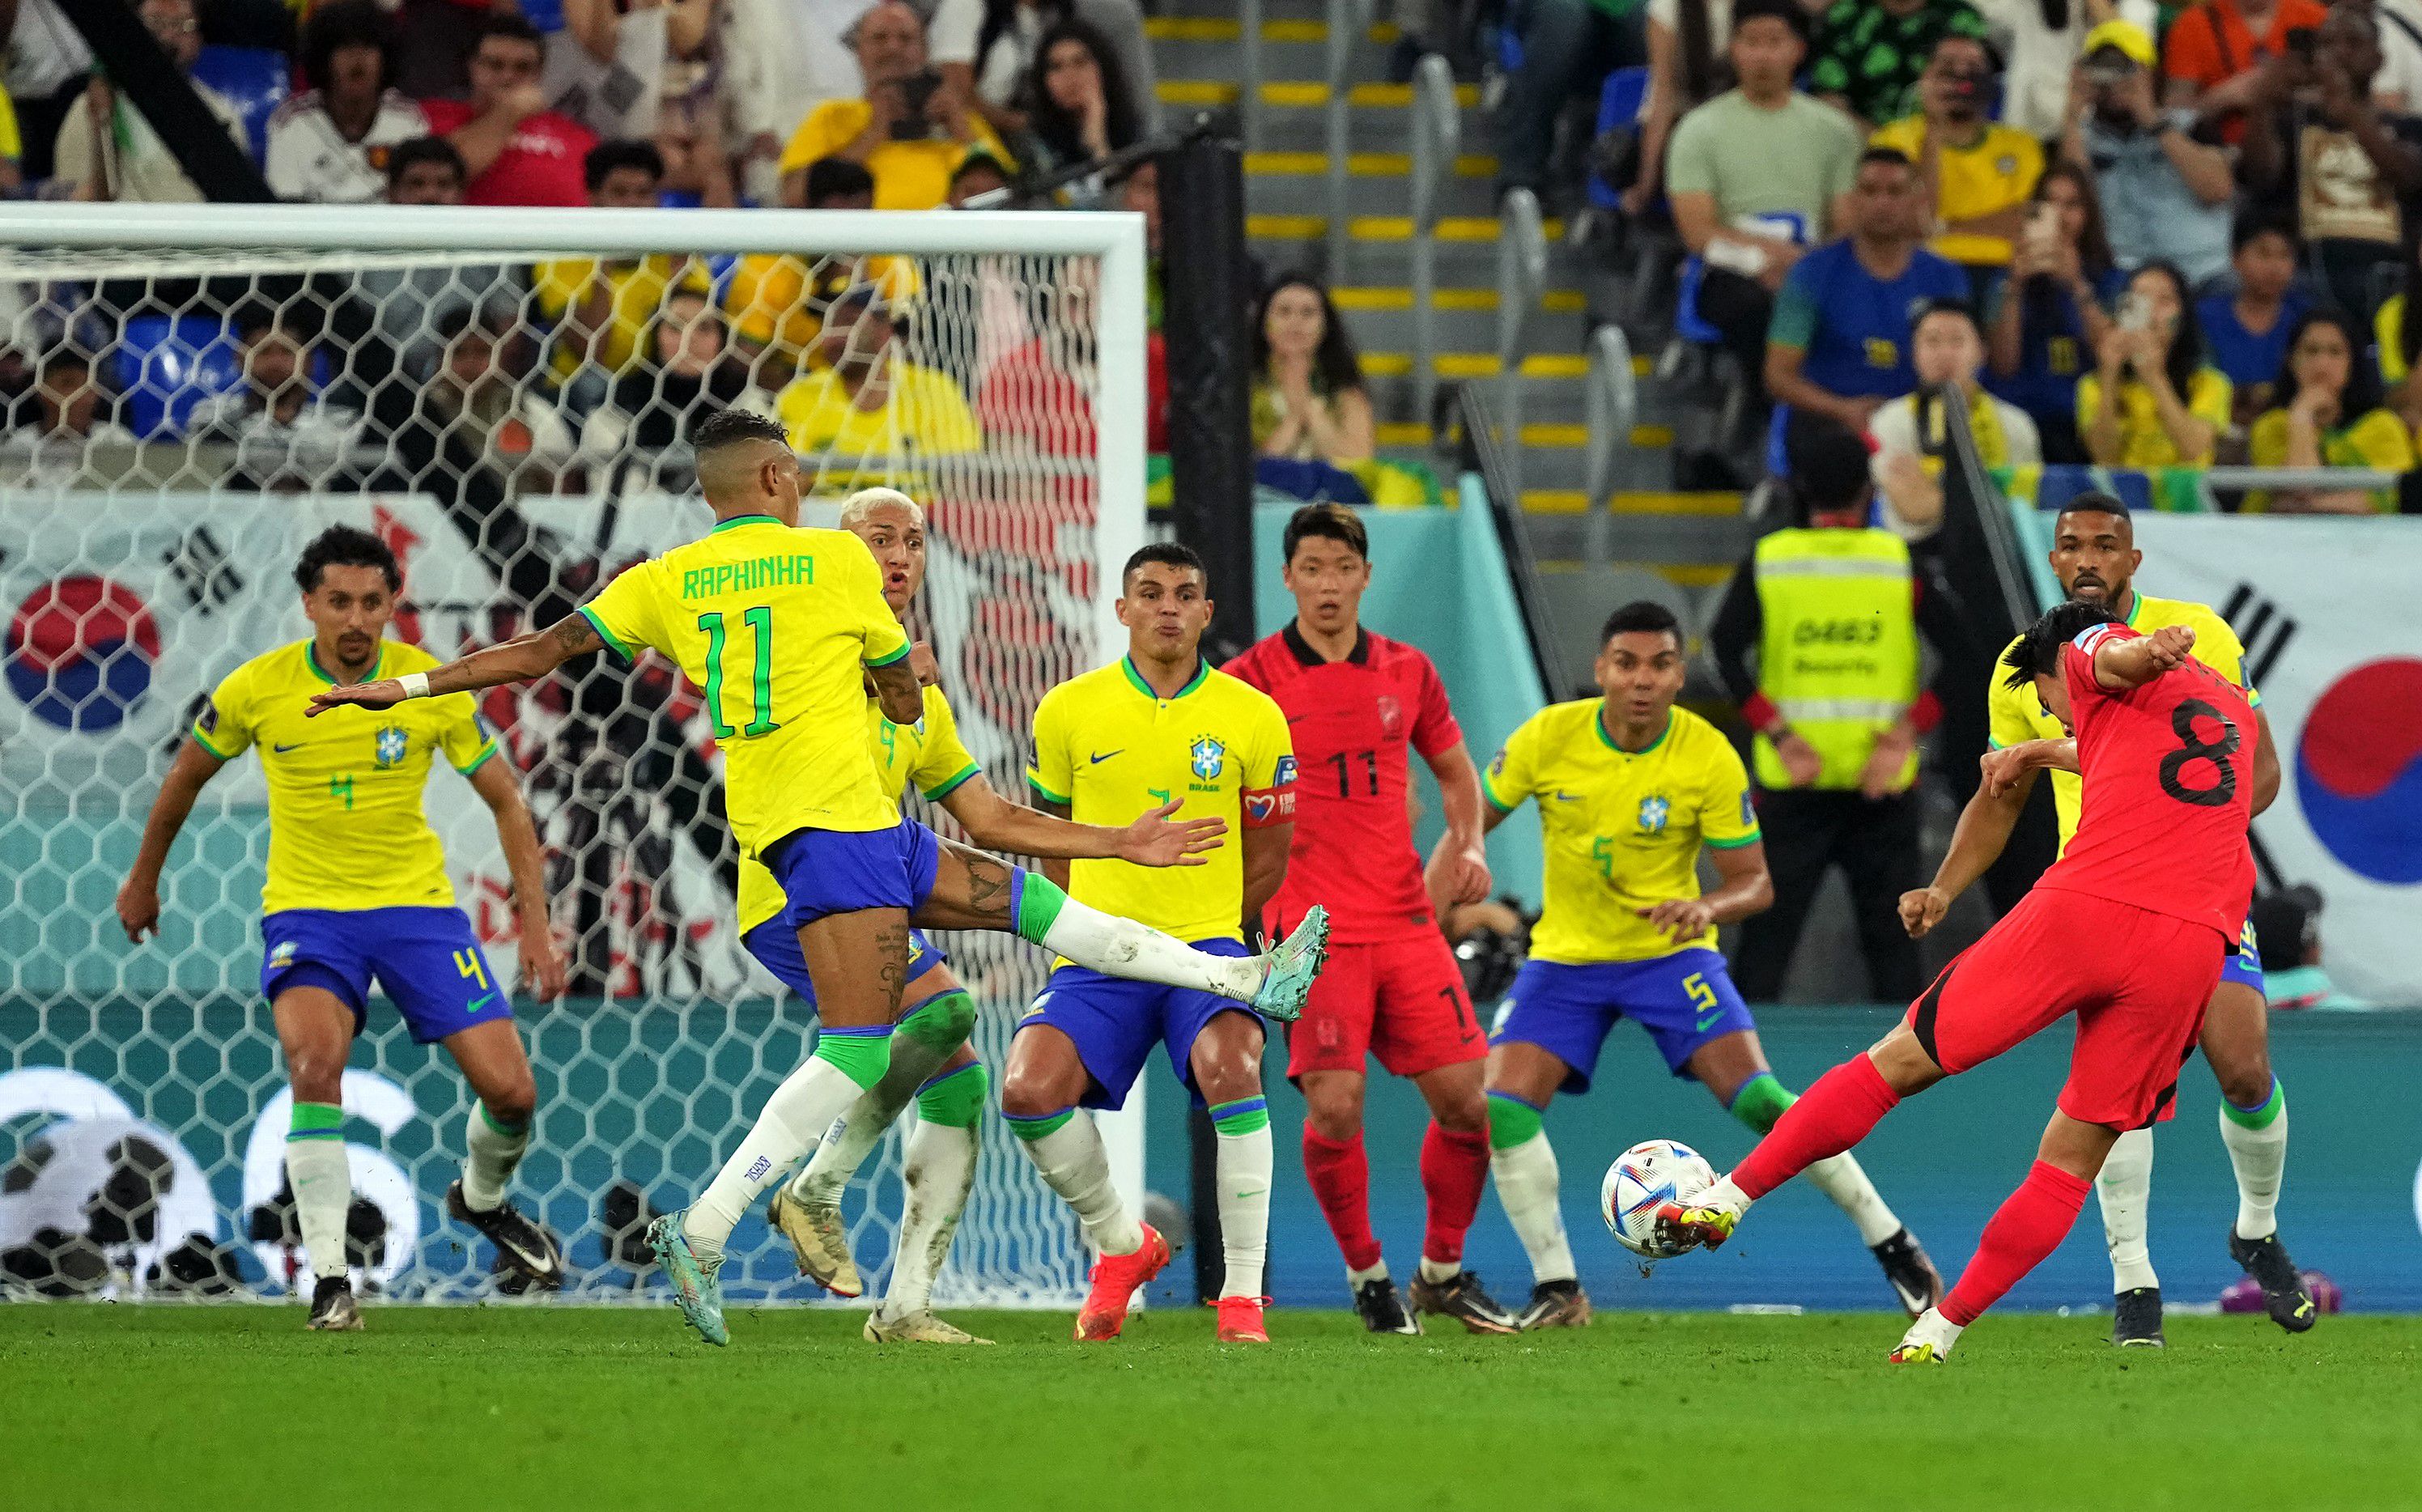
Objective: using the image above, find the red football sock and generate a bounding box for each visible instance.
[1731,1055,1901,1200]
[1302,1126,1383,1272]
[1419,1121,1489,1267]
[1940,1160,2093,1327]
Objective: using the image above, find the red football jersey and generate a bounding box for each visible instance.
[2033,623,2257,941]
[1226,626,1462,944]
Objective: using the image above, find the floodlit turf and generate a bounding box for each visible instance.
[6,1305,2419,1510]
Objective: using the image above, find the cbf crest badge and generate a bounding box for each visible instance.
[374,724,410,770]
[1636,794,1671,834]
[1189,735,1226,781]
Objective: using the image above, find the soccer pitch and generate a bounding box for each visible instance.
[8,1307,2419,1510]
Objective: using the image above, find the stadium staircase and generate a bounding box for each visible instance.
[1146,0,1754,680]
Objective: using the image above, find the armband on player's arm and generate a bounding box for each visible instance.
[1240,756,1298,829]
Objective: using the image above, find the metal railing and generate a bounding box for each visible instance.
[1409,52,1459,425]
[1581,322,1636,563]
[1241,0,1264,149]
[1324,0,1375,274]
[1494,185,1547,499]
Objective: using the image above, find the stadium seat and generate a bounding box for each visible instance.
[1587,66,1651,214]
[520,0,566,30]
[1674,257,1723,347]
[113,316,245,440]
[192,46,289,165]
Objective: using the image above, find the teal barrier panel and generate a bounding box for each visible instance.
[1250,495,1548,911]
[1147,1007,2422,1313]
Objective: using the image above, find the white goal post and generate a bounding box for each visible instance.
[0,202,1149,1306]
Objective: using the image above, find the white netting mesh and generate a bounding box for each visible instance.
[0,220,1128,1306]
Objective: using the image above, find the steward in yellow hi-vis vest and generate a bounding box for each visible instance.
[1709,413,1967,1007]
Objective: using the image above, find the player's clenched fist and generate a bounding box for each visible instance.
[1898,886,1949,939]
[2144,622,2195,670]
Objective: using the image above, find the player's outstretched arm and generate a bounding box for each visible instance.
[117,737,228,943]
[1421,741,1494,913]
[941,776,1226,866]
[305,615,606,716]
[2091,622,2195,690]
[1901,768,2035,938]
[465,756,569,1000]
[1637,838,1774,944]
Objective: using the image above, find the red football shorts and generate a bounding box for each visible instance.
[1910,888,2227,1130]
[1285,933,1485,1081]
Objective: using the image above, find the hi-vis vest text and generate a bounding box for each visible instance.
[1751,527,1919,791]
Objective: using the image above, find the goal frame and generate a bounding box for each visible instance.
[9,199,1154,1226]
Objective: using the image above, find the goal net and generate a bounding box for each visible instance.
[0,203,1146,1307]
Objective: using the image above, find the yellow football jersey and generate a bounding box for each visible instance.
[735,684,982,937]
[191,639,498,915]
[1029,657,1295,945]
[1988,592,2260,851]
[579,515,911,857]
[1484,702,1761,964]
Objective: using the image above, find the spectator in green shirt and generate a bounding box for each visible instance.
[1809,0,1991,130]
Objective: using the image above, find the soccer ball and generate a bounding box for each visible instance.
[1600,1139,1716,1259]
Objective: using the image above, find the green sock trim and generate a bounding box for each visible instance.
[812,1030,894,1090]
[1014,873,1070,945]
[478,1103,528,1137]
[916,1062,988,1129]
[899,990,978,1055]
[2221,1077,2286,1130]
[1006,1107,1075,1141]
[1486,1091,1543,1151]
[1727,1072,1796,1135]
[1209,1097,1270,1136]
[288,1102,342,1140]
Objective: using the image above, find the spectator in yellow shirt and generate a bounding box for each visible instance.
[532,141,711,414]
[0,79,23,194]
[725,157,904,384]
[776,287,982,492]
[1870,35,2044,274]
[777,1,1013,210]
[2246,309,2416,513]
[2079,261,2233,467]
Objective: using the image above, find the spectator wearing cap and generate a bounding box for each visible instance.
[532,142,712,415]
[778,1,1014,211]
[2161,0,2326,140]
[1872,298,2040,542]
[2059,19,2234,287]
[420,13,600,207]
[1872,33,2045,283]
[1709,410,1968,1004]
[50,0,247,203]
[1766,147,1970,432]
[2250,886,2375,1010]
[775,286,982,490]
[1666,0,1863,407]
[2197,217,2309,430]
[1809,0,1990,133]
[2241,3,2422,323]
[268,0,432,205]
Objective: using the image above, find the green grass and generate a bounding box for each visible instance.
[6,1306,2419,1510]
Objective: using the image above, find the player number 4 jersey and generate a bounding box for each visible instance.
[192,639,499,915]
[1029,657,1294,946]
[2036,623,2257,941]
[577,516,911,857]
[1484,702,1760,964]
[1225,626,1460,944]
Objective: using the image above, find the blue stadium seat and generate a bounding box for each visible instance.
[1675,257,1723,346]
[1587,66,1651,213]
[113,316,244,440]
[192,45,289,165]
[519,0,566,32]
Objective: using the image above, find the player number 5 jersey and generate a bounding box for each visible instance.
[577,515,911,857]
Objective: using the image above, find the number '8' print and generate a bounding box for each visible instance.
[2157,697,2239,807]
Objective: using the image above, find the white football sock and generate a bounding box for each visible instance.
[1215,1121,1273,1299]
[788,1038,945,1207]
[458,1103,529,1213]
[1705,1174,1753,1218]
[284,1135,353,1282]
[1417,1255,1460,1285]
[1804,1152,1904,1247]
[1040,899,1266,1001]
[884,1116,979,1317]
[2220,1085,2288,1242]
[685,1056,871,1258]
[1900,1306,1964,1358]
[1348,1258,1390,1287]
[1490,1132,1576,1285]
[1014,1113,1144,1257]
[2096,1125,2160,1293]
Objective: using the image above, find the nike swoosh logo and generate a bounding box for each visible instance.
[1889,1273,1929,1315]
[273,743,301,754]
[493,1225,559,1277]
[466,992,495,1013]
[1552,791,1583,802]
[1089,750,1122,765]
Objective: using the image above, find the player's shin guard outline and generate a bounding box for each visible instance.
[1008,1105,1143,1257]
[2096,1126,2160,1293]
[1485,1093,1574,1285]
[2219,1077,2288,1241]
[285,1101,352,1281]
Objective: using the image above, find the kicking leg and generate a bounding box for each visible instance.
[1695,1030,1941,1315]
[2205,979,2312,1331]
[1405,1058,1518,1333]
[916,840,1327,1016]
[1900,1112,2115,1362]
[1192,1009,1275,1342]
[1001,1022,1165,1341]
[440,1017,563,1290]
[1485,1041,1589,1329]
[273,984,362,1331]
